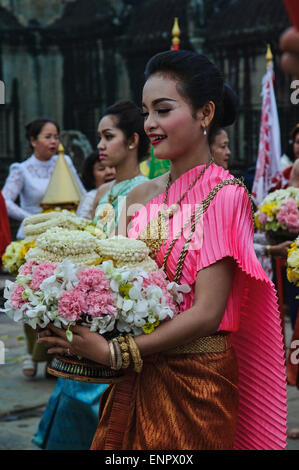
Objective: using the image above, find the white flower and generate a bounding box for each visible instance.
[122,298,134,312]
[128,284,143,300]
[145,285,163,301]
[167,282,190,304]
[89,315,116,334]
[133,300,149,315]
[133,316,147,328]
[116,317,134,333]
[53,259,79,290]
[16,274,31,287]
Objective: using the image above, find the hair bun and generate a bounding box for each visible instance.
[221,83,239,127]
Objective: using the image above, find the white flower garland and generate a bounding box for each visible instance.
[25,246,102,266]
[115,257,158,271]
[36,227,98,255]
[96,236,149,263]
[23,210,102,238]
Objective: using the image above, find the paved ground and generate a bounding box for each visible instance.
[0,276,299,450]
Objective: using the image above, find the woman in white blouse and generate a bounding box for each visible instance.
[2,118,85,377]
[2,118,85,239]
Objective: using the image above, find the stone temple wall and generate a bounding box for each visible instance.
[0,0,75,26]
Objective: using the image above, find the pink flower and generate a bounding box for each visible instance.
[83,290,117,318]
[258,212,268,225]
[277,199,299,232]
[77,267,110,293]
[58,289,85,321]
[30,261,57,290]
[283,213,299,232]
[142,271,169,291]
[283,198,298,211]
[10,285,27,309]
[19,261,37,276]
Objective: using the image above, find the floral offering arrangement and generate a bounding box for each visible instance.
[2,257,188,338]
[2,239,35,275]
[2,234,190,382]
[286,237,299,287]
[254,187,299,235]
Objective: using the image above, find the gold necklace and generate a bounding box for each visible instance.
[139,159,213,258]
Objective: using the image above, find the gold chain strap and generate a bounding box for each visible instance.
[163,177,254,284]
[140,161,212,258]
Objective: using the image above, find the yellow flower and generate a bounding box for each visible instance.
[287,267,299,285]
[142,322,155,334]
[119,283,133,299]
[261,202,276,217]
[2,241,25,274]
[287,243,298,258]
[288,248,299,268]
[254,214,261,230]
[23,240,35,254]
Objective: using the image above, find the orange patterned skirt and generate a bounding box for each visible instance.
[90,339,239,450]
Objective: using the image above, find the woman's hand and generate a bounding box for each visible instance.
[268,241,292,258]
[37,323,111,366]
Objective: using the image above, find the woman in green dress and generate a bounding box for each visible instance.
[92,100,149,235]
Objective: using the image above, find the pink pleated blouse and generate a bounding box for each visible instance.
[129,163,260,331]
[128,163,288,451]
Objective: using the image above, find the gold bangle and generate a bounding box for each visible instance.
[117,336,131,369]
[125,334,143,373]
[112,338,123,370]
[108,340,117,370]
[265,245,271,257]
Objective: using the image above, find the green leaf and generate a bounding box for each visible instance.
[66,329,73,343]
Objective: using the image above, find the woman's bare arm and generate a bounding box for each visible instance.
[134,257,236,356]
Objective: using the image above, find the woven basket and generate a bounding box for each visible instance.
[47,355,124,384]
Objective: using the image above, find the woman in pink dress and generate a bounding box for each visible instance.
[38,50,287,450]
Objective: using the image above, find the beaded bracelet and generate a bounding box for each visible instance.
[117,336,131,369]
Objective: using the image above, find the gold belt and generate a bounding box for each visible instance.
[165,333,231,355]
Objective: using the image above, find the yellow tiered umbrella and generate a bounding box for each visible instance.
[41,143,83,211]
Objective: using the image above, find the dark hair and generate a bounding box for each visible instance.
[144,50,238,137]
[25,118,60,142]
[209,127,225,146]
[290,123,299,141]
[285,139,295,162]
[81,151,101,191]
[284,124,299,162]
[103,100,150,162]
